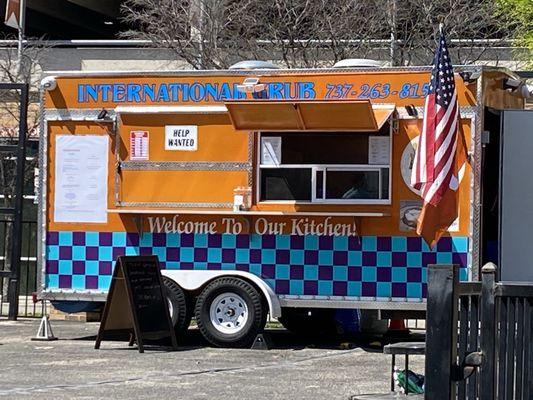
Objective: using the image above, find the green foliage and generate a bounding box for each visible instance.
[497,0,533,66]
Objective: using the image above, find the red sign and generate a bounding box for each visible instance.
[130,131,149,160]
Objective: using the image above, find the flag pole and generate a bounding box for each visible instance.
[16,0,26,77]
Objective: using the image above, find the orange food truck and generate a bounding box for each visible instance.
[37,62,526,347]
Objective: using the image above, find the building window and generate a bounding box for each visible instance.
[258,125,391,204]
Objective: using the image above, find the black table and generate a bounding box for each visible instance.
[383,342,426,395]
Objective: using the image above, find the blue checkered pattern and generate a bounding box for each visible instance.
[45,231,469,299]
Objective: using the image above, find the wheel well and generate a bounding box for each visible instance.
[191,276,267,308]
[161,270,282,318]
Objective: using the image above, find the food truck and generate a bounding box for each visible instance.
[38,62,527,347]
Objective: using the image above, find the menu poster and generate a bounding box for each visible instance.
[54,135,109,223]
[368,136,390,165]
[260,137,282,165]
[130,130,149,160]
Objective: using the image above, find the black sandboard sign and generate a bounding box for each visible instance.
[94,255,178,353]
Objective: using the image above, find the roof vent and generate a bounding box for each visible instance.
[333,59,383,69]
[229,60,280,70]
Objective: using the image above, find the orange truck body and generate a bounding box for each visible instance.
[38,66,524,314]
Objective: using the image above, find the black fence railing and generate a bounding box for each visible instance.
[425,263,533,400]
[0,219,41,317]
[486,273,533,400]
[457,282,482,399]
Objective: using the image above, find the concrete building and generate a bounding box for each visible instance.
[0,0,526,74]
[0,0,123,39]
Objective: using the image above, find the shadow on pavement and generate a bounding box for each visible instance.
[71,327,425,352]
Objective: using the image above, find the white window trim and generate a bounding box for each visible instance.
[256,124,393,206]
[0,194,36,200]
[1,156,36,162]
[312,166,389,204]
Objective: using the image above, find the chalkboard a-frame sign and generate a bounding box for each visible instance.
[94,255,178,353]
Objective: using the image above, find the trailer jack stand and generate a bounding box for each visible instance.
[31,316,58,341]
[251,333,272,350]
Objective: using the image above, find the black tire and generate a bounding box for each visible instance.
[278,308,338,337]
[194,277,267,348]
[162,276,192,336]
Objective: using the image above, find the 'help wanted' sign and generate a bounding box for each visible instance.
[165,125,197,151]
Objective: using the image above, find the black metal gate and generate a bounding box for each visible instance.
[0,82,29,320]
[425,264,533,399]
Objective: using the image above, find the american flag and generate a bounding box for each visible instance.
[411,27,467,247]
[412,28,460,206]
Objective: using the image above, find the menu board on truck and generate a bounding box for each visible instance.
[260,136,282,165]
[368,136,390,165]
[53,135,108,223]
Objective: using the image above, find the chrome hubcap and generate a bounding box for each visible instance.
[209,293,249,334]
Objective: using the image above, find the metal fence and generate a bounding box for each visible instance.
[481,266,533,400]
[425,263,533,400]
[456,281,482,399]
[0,219,44,317]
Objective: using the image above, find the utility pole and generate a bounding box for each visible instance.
[389,0,398,67]
[16,0,26,76]
[189,0,205,69]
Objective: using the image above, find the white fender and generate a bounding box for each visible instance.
[161,270,282,318]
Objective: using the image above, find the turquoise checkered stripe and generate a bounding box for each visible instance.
[45,231,469,299]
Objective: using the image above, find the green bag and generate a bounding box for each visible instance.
[394,369,425,394]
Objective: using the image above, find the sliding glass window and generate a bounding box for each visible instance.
[258,124,392,204]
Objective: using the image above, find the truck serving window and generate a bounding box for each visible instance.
[258,124,391,204]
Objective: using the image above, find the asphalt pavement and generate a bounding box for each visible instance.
[0,318,424,400]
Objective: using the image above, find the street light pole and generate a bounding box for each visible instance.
[389,0,398,67]
[16,0,26,76]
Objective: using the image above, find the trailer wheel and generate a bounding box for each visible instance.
[162,276,192,336]
[194,277,267,348]
[279,308,338,337]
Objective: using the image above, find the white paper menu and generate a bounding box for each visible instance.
[54,135,109,223]
[260,137,282,165]
[368,136,390,165]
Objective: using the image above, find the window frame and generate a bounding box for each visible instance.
[256,123,393,206]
